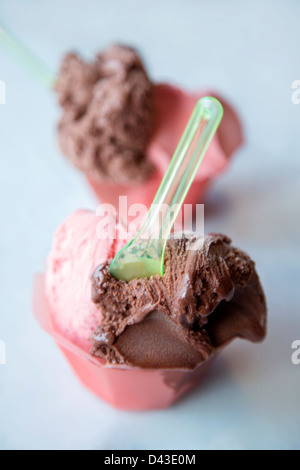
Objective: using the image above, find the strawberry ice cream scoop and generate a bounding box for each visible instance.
[45,210,127,351]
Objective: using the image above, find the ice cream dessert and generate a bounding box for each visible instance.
[55,45,243,208]
[35,210,267,409]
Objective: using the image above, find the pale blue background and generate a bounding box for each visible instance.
[0,0,299,450]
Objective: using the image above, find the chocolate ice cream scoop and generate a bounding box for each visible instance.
[55,44,154,183]
[91,233,267,369]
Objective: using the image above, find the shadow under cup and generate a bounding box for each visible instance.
[33,274,214,410]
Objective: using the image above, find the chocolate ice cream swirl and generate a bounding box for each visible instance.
[91,233,267,369]
[55,44,154,183]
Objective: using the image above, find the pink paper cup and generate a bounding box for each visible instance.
[33,274,214,410]
[86,84,243,213]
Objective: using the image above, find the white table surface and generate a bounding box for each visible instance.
[0,0,299,450]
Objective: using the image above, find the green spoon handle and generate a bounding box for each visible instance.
[0,23,55,88]
[110,97,223,281]
[136,97,223,245]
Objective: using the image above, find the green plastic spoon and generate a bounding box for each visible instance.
[110,97,223,282]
